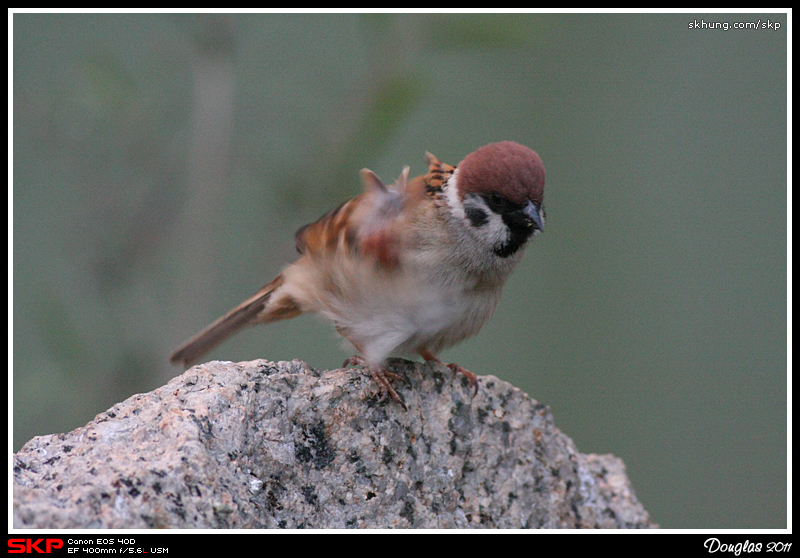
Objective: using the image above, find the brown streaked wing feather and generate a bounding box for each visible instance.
[169,274,300,366]
[295,152,454,259]
[294,195,363,257]
[422,152,456,195]
[295,154,456,272]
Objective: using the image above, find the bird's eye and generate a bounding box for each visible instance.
[488,192,504,209]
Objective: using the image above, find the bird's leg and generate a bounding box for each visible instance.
[418,349,479,395]
[343,355,406,409]
[342,355,367,368]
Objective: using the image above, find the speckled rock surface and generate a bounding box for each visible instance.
[13,359,655,529]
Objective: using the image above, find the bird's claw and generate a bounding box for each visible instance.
[344,356,407,409]
[419,350,478,396]
[446,363,479,396]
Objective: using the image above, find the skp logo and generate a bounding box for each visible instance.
[8,539,64,554]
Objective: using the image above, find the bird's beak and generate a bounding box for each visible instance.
[523,200,544,232]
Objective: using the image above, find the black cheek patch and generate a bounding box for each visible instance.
[494,213,535,258]
[465,206,488,227]
[494,229,532,258]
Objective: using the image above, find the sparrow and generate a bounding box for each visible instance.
[170,141,545,407]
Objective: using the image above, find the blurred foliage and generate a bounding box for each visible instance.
[29,285,90,372]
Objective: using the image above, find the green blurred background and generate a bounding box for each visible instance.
[12,13,787,528]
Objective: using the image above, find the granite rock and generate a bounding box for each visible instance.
[13,359,655,529]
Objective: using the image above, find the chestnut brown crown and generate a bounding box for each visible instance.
[456,141,545,206]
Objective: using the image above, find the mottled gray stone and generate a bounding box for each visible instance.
[13,359,655,529]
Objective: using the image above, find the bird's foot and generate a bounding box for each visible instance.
[445,362,479,395]
[344,356,407,409]
[419,350,479,396]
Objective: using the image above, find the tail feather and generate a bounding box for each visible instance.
[170,274,298,366]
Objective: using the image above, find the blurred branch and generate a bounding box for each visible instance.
[170,15,236,333]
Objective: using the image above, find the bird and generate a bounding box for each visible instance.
[170,141,545,407]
